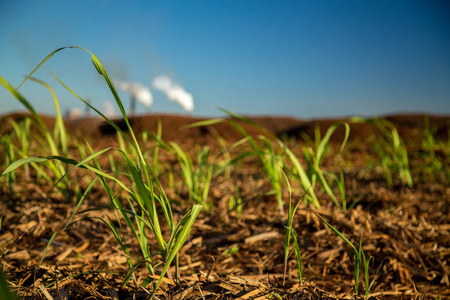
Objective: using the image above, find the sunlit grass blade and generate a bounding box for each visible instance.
[3,139,53,186]
[184,118,226,128]
[1,75,74,199]
[48,70,136,147]
[39,178,98,266]
[122,256,154,288]
[0,270,17,300]
[366,258,386,297]
[312,122,350,209]
[1,136,17,195]
[351,117,413,187]
[120,150,166,251]
[28,77,69,156]
[1,76,63,156]
[0,148,136,196]
[282,146,319,207]
[0,76,43,128]
[191,112,287,213]
[218,107,274,136]
[283,171,305,285]
[1,156,69,175]
[290,228,303,284]
[314,212,360,295]
[170,142,213,210]
[150,204,202,298]
[7,118,31,182]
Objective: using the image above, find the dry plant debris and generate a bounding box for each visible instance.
[1,113,449,300]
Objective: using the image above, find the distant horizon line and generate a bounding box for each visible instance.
[2,109,449,122]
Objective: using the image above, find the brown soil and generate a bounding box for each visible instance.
[0,112,449,299]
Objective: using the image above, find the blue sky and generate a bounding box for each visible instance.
[1,0,449,119]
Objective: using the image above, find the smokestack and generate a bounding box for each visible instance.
[115,81,153,116]
[130,95,136,116]
[85,96,91,117]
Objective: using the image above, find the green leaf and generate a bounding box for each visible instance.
[150,204,202,298]
[122,256,153,288]
[315,212,360,294]
[16,46,79,90]
[290,229,303,284]
[0,76,46,131]
[1,156,75,176]
[184,118,226,129]
[0,270,17,300]
[39,178,98,266]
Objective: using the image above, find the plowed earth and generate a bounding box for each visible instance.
[0,113,449,299]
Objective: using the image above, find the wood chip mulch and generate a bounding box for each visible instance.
[1,113,449,299]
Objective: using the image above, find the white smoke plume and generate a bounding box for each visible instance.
[116,81,153,108]
[152,76,194,112]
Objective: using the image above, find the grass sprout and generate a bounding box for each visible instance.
[228,188,243,217]
[188,109,289,214]
[418,116,449,183]
[0,76,73,200]
[283,171,305,285]
[326,167,362,212]
[299,122,350,209]
[170,143,214,210]
[315,213,384,296]
[1,135,17,195]
[352,117,413,188]
[188,110,350,212]
[7,118,32,180]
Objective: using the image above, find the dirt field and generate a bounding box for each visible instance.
[0,112,449,299]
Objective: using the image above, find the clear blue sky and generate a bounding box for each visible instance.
[1,0,449,119]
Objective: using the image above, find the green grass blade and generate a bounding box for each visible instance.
[39,178,98,266]
[315,212,360,294]
[283,146,319,207]
[314,213,357,253]
[290,229,303,284]
[218,107,271,135]
[48,70,135,147]
[0,270,17,300]
[315,169,341,208]
[184,118,226,128]
[150,204,202,297]
[28,77,68,156]
[1,149,133,194]
[122,256,153,288]
[315,122,349,166]
[1,157,50,175]
[16,46,80,90]
[0,76,47,133]
[120,151,166,251]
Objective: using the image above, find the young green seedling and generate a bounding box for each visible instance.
[0,76,73,200]
[314,213,384,296]
[188,109,292,215]
[170,143,214,210]
[283,172,305,285]
[352,117,413,188]
[1,47,203,297]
